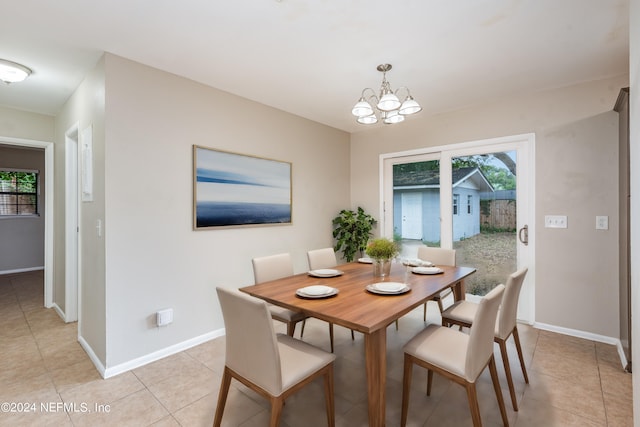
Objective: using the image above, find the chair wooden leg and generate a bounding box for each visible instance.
[323,365,336,427]
[426,369,434,396]
[213,367,232,427]
[401,354,413,427]
[269,396,285,427]
[437,298,444,313]
[423,302,427,322]
[395,319,399,330]
[512,327,529,383]
[464,381,482,427]
[498,339,518,411]
[350,329,355,340]
[329,323,334,353]
[287,321,297,337]
[298,319,305,338]
[489,356,510,427]
[498,339,518,410]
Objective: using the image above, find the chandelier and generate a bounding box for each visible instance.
[351,64,422,125]
[0,59,32,84]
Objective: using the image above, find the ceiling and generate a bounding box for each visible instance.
[0,0,629,133]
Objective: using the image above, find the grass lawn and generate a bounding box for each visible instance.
[453,231,517,295]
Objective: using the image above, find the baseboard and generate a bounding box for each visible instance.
[51,303,66,321]
[533,321,628,370]
[78,335,107,379]
[0,266,44,276]
[102,328,226,379]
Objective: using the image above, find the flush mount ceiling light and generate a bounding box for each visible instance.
[351,63,422,125]
[0,59,32,84]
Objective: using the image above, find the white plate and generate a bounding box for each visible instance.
[308,269,344,278]
[412,266,443,275]
[403,258,433,267]
[366,282,410,295]
[358,257,373,264]
[296,286,338,299]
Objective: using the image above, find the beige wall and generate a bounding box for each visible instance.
[351,74,628,339]
[102,54,350,368]
[0,145,45,271]
[0,107,54,142]
[55,56,107,362]
[628,0,639,421]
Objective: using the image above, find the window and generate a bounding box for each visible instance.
[0,169,39,216]
[453,194,459,215]
[467,195,473,214]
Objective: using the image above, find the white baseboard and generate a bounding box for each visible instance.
[102,328,226,379]
[51,303,66,321]
[533,321,628,370]
[0,266,44,276]
[78,335,107,379]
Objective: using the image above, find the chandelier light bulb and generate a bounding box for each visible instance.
[352,98,374,117]
[399,96,422,115]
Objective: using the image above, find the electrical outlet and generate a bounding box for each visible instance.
[156,308,173,326]
[544,215,567,229]
[596,216,609,230]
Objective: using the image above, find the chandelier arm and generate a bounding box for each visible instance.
[394,86,412,101]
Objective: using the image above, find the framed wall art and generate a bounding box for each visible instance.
[193,146,292,229]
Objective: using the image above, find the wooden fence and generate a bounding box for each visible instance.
[480,199,516,230]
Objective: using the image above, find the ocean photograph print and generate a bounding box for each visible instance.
[193,146,292,229]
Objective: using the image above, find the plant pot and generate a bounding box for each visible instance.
[372,259,392,278]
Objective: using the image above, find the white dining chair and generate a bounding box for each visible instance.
[441,267,529,411]
[401,284,508,427]
[307,247,354,343]
[214,287,336,427]
[417,246,457,320]
[252,253,307,337]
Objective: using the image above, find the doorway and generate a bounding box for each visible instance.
[0,136,54,307]
[382,134,535,323]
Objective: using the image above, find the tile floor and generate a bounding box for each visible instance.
[0,270,633,426]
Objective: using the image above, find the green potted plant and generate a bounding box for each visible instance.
[365,237,399,277]
[332,207,376,262]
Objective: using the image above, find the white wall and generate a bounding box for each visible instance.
[351,74,628,340]
[101,54,350,369]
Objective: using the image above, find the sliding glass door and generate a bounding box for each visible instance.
[382,135,534,322]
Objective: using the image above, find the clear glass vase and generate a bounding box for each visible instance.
[372,259,392,278]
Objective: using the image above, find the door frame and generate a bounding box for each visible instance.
[64,123,80,322]
[380,133,536,323]
[0,136,54,307]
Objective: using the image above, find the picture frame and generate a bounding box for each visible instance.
[193,145,292,229]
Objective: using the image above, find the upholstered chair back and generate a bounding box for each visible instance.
[464,284,504,381]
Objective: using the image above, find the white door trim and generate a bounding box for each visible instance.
[0,136,54,307]
[65,124,80,323]
[380,133,536,323]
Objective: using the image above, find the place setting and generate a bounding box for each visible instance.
[307,268,344,278]
[365,281,411,295]
[296,285,339,299]
[411,266,444,275]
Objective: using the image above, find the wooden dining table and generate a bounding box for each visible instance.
[240,260,476,427]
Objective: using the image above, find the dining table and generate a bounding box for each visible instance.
[240,259,476,427]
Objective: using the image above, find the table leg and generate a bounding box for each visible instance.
[452,279,466,301]
[364,329,386,427]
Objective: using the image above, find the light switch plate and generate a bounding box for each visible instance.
[545,215,567,228]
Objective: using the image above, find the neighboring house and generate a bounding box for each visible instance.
[393,167,494,242]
